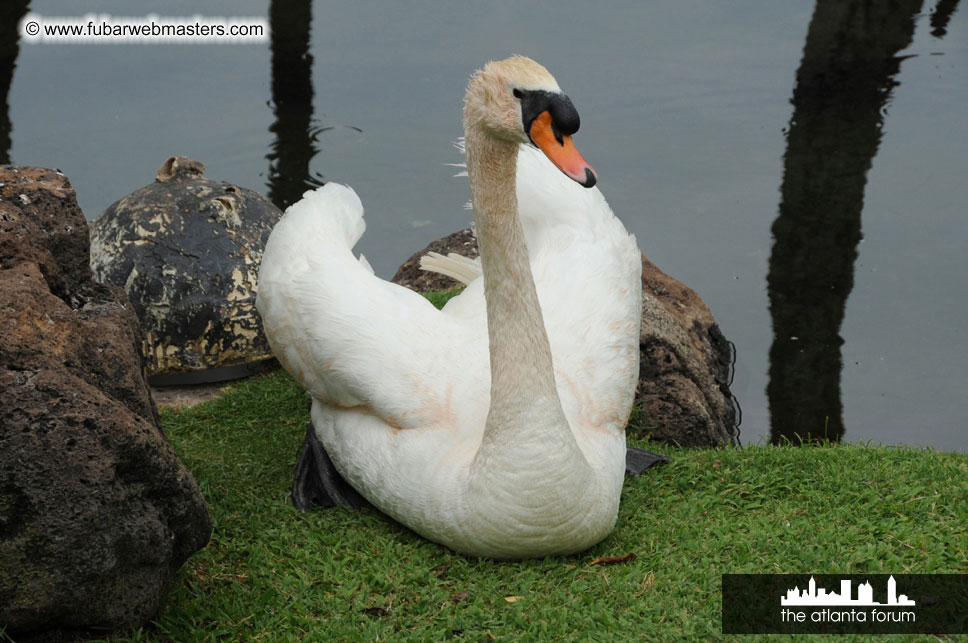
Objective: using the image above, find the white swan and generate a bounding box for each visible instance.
[257,56,645,559]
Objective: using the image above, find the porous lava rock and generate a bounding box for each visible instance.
[636,255,738,446]
[0,166,212,638]
[393,232,739,447]
[90,156,281,380]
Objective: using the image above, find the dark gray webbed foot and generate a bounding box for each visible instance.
[625,446,669,476]
[292,422,369,511]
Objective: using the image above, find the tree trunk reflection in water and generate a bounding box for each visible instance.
[767,0,959,444]
[930,0,960,36]
[0,1,31,165]
[266,0,322,210]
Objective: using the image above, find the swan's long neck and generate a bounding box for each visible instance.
[464,126,571,448]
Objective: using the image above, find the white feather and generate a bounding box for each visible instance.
[419,251,482,286]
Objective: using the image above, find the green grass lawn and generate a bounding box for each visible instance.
[108,368,968,642]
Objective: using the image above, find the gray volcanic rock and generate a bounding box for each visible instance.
[394,231,739,447]
[0,166,212,638]
[90,156,281,380]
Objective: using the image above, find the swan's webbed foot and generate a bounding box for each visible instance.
[292,422,369,511]
[625,446,669,476]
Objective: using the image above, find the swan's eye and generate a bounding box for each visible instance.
[512,88,524,99]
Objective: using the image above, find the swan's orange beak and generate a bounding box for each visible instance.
[529,111,598,188]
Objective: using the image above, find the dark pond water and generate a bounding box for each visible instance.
[5,1,966,451]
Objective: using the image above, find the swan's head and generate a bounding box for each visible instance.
[464,55,598,188]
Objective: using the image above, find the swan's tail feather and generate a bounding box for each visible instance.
[287,184,366,249]
[358,253,375,275]
[419,251,483,286]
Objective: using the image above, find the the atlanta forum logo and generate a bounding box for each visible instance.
[780,575,915,625]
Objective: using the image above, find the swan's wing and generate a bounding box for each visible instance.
[257,184,486,431]
[514,145,643,433]
[515,144,621,240]
[438,143,640,436]
[536,229,642,435]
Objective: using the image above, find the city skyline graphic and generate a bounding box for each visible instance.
[781,576,915,607]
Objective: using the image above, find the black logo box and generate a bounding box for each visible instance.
[722,574,968,634]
